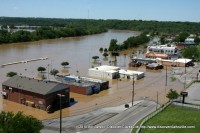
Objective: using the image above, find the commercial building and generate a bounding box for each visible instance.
[146,45,178,55]
[88,65,120,79]
[60,75,101,95]
[156,58,194,67]
[119,69,144,80]
[2,75,70,111]
[88,65,144,80]
[145,45,178,59]
[185,38,195,45]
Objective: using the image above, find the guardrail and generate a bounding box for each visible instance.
[172,102,200,110]
[136,102,171,133]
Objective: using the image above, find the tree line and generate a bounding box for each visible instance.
[1,17,200,44]
[0,25,107,44]
[108,32,150,51]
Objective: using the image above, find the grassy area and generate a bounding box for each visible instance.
[139,105,200,133]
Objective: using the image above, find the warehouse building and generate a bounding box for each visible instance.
[2,75,70,111]
[88,65,144,80]
[88,65,120,79]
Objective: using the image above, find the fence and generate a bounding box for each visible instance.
[172,102,200,110]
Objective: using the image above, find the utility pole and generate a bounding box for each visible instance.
[132,79,135,107]
[57,94,65,133]
[184,59,187,89]
[165,66,167,86]
[156,91,158,110]
[165,66,167,102]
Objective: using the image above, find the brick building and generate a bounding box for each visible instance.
[2,75,70,111]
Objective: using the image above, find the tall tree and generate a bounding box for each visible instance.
[92,56,99,62]
[61,61,69,68]
[0,111,43,133]
[37,66,46,73]
[50,69,59,77]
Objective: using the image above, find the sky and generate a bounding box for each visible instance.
[0,0,200,22]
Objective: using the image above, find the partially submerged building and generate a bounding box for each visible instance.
[88,65,144,80]
[146,45,178,55]
[88,65,120,79]
[119,69,144,80]
[61,78,100,95]
[2,75,70,111]
[145,45,178,59]
[156,58,194,67]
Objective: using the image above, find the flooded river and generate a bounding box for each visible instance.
[0,30,184,120]
[0,30,138,83]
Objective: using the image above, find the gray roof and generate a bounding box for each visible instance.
[2,75,69,95]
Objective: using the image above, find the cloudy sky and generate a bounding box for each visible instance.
[0,0,199,22]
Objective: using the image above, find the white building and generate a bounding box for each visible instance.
[88,65,120,79]
[185,38,195,45]
[119,69,144,80]
[147,45,177,55]
[88,65,144,80]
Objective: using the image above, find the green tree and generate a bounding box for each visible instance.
[104,48,108,52]
[182,46,200,61]
[50,69,59,77]
[92,56,99,62]
[61,61,69,68]
[37,66,46,73]
[108,39,118,51]
[166,89,179,101]
[194,37,200,44]
[6,72,17,77]
[0,111,43,133]
[103,53,109,58]
[174,32,189,42]
[0,30,11,44]
[99,47,103,52]
[160,35,165,44]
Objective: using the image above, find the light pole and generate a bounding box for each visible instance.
[132,78,135,107]
[57,94,65,133]
[184,58,187,89]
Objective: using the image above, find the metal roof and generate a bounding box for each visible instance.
[2,75,69,95]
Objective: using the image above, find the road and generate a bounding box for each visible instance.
[41,100,158,133]
[81,100,157,133]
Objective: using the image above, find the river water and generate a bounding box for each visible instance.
[0,30,138,82]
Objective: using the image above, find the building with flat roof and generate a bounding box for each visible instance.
[119,69,144,80]
[2,75,70,111]
[88,65,144,80]
[56,74,109,95]
[88,65,120,79]
[185,38,195,45]
[147,45,177,55]
[156,58,194,67]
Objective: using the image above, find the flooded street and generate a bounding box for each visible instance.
[0,30,184,120]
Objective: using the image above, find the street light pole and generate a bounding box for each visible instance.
[184,58,187,89]
[132,79,135,107]
[57,94,65,133]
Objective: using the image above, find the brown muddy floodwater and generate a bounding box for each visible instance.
[0,30,184,120]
